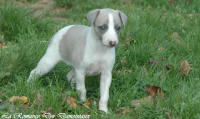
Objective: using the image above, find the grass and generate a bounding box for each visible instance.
[0,0,200,118]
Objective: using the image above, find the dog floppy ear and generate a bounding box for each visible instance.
[117,10,127,27]
[87,9,100,25]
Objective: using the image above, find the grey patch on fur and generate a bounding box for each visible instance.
[91,8,127,40]
[117,10,127,27]
[87,9,100,25]
[59,25,89,67]
[59,9,127,65]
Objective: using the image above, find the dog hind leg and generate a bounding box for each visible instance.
[75,69,86,102]
[66,69,76,88]
[28,46,60,82]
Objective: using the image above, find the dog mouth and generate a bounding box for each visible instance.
[108,44,116,48]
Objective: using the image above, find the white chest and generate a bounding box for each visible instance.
[79,28,116,75]
[82,48,115,76]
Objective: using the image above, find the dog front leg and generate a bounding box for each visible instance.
[99,71,112,113]
[75,69,86,102]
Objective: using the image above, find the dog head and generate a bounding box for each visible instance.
[87,8,127,47]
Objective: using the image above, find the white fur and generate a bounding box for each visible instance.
[102,13,118,46]
[28,14,117,113]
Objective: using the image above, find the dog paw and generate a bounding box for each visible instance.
[99,101,108,113]
[80,96,86,102]
[66,70,74,81]
[80,92,86,102]
[99,106,108,113]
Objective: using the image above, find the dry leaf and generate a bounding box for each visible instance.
[166,65,172,71]
[132,86,164,110]
[131,96,153,108]
[166,112,171,119]
[168,0,178,6]
[124,39,131,45]
[171,32,179,38]
[143,67,148,73]
[0,91,3,94]
[123,70,132,75]
[180,60,191,75]
[121,59,128,66]
[83,98,93,109]
[158,47,164,51]
[147,86,164,98]
[181,23,185,27]
[9,96,20,102]
[66,96,77,109]
[0,42,7,48]
[168,0,173,6]
[0,99,2,103]
[20,96,29,104]
[9,96,29,104]
[149,58,159,65]
[147,5,152,9]
[119,106,130,115]
[158,40,160,46]
[35,92,43,106]
[41,107,52,114]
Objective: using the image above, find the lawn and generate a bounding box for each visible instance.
[0,0,200,118]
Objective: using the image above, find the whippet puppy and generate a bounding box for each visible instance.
[28,8,127,112]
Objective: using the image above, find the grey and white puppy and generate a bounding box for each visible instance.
[28,8,127,112]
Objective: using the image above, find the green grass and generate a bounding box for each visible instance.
[0,0,200,118]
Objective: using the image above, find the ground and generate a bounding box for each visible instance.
[0,0,200,119]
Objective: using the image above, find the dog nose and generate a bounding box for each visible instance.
[109,41,116,47]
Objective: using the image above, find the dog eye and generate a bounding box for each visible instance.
[115,26,121,31]
[98,25,107,31]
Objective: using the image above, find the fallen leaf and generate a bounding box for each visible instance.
[180,60,191,76]
[131,96,153,108]
[181,23,185,27]
[147,86,164,98]
[165,112,179,119]
[158,40,160,46]
[168,0,173,6]
[41,107,52,114]
[166,65,172,71]
[34,92,43,106]
[124,39,131,45]
[147,5,152,9]
[158,47,164,51]
[66,96,77,109]
[143,67,148,73]
[9,96,28,104]
[171,32,179,39]
[83,98,93,109]
[121,59,128,66]
[119,106,130,115]
[149,58,159,65]
[168,0,178,6]
[123,70,132,75]
[0,91,3,94]
[9,96,20,102]
[0,42,7,48]
[166,112,171,119]
[186,0,192,3]
[20,96,29,104]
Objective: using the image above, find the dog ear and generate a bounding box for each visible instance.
[87,9,100,25]
[117,10,127,27]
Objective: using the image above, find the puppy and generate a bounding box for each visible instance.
[28,8,127,112]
